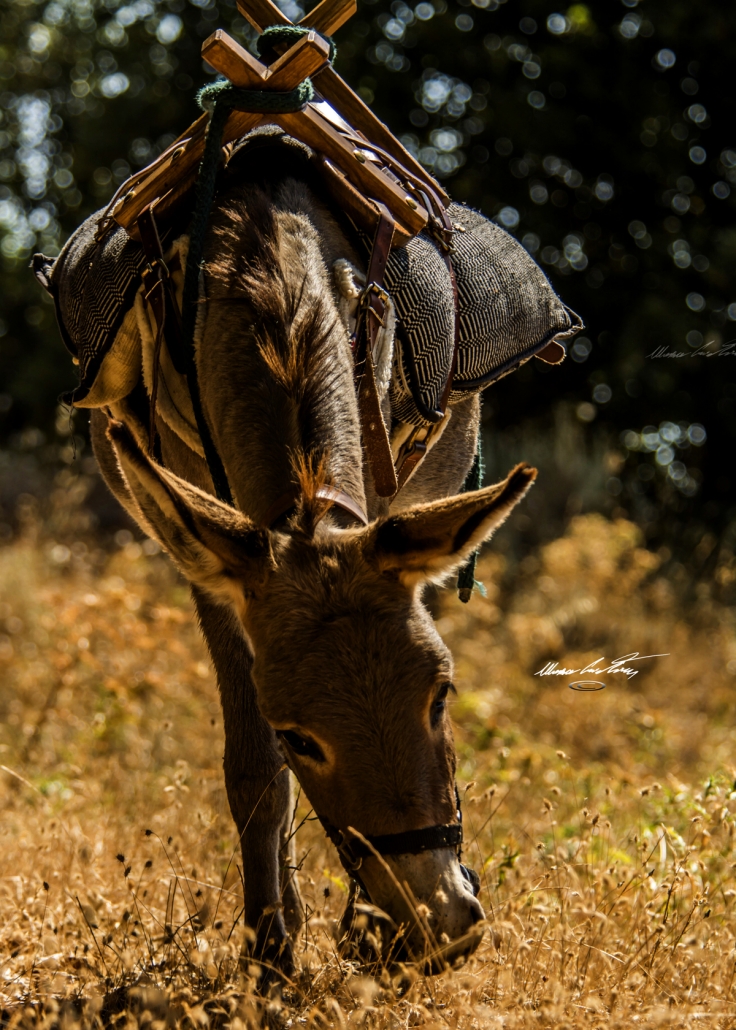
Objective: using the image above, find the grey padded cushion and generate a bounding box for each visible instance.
[388,202,582,425]
[33,134,581,420]
[37,207,147,405]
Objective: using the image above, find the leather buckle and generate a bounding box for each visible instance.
[396,424,430,466]
[398,436,426,469]
[359,281,390,326]
[147,255,169,278]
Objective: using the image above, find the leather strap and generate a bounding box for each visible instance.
[138,201,234,505]
[138,207,168,454]
[138,206,188,375]
[355,203,398,498]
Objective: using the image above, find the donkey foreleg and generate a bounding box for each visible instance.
[279,782,304,935]
[91,411,300,980]
[192,589,300,977]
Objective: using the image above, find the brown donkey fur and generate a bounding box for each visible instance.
[91,175,537,977]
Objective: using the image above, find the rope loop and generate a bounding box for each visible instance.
[196,77,315,116]
[257,23,338,64]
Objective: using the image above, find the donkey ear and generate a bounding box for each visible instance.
[107,420,273,608]
[367,463,536,586]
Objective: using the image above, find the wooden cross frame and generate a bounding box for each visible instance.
[110,0,449,244]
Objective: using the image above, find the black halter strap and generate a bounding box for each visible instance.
[316,783,465,877]
[323,819,462,869]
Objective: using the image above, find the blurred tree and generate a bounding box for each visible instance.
[0,0,734,555]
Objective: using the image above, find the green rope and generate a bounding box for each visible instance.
[457,423,484,604]
[181,24,334,373]
[256,24,337,63]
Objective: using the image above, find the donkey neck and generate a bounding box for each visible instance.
[195,178,367,527]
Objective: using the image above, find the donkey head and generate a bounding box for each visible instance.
[108,419,535,968]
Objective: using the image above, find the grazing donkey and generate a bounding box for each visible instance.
[90,174,536,977]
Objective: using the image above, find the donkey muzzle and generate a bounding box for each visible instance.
[339,848,485,971]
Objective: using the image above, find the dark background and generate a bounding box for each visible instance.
[0,0,734,584]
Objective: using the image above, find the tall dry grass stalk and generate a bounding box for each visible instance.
[1,512,735,1028]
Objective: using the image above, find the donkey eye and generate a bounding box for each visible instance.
[430,682,453,728]
[279,730,325,762]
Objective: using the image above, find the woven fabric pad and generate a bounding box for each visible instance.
[387,203,582,426]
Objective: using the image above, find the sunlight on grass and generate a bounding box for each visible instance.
[1,513,735,1027]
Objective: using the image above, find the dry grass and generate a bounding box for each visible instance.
[1,509,736,1028]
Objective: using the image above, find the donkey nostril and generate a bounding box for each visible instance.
[467,899,484,925]
[460,863,481,896]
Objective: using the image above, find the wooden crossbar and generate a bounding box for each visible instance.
[202,31,429,236]
[238,0,448,205]
[110,0,446,243]
[239,0,357,37]
[111,33,330,234]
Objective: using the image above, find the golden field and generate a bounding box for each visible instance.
[1,492,736,1028]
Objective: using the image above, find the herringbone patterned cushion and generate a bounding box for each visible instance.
[388,203,582,426]
[34,135,581,423]
[38,208,147,404]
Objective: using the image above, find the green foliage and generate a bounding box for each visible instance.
[0,0,733,548]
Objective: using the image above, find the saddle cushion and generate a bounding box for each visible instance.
[387,203,582,426]
[33,132,581,425]
[32,208,148,408]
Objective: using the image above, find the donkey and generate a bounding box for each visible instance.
[90,172,536,978]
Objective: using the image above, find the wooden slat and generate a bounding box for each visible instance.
[234,0,447,202]
[201,30,268,87]
[237,0,290,32]
[112,34,330,231]
[202,29,329,89]
[274,105,427,235]
[316,156,413,244]
[265,30,330,81]
[312,65,449,204]
[298,0,357,35]
[112,110,266,232]
[106,111,208,222]
[112,0,439,238]
[237,0,356,36]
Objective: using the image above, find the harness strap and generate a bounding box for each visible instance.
[354,203,398,499]
[347,822,462,860]
[317,781,465,880]
[138,201,234,505]
[138,208,168,455]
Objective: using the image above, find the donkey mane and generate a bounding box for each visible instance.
[203,181,355,528]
